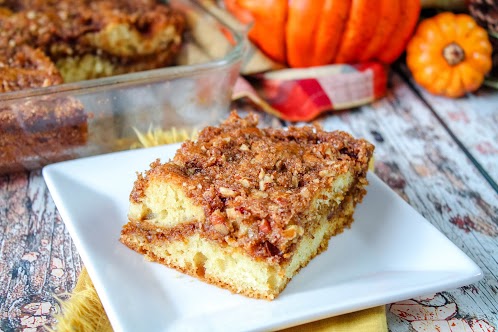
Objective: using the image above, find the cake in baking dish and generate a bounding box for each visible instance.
[120,112,374,300]
[0,45,87,173]
[0,0,185,173]
[0,0,185,82]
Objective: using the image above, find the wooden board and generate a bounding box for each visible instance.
[0,172,82,331]
[398,66,498,189]
[305,73,498,331]
[0,71,497,331]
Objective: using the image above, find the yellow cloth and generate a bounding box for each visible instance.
[55,267,387,332]
[279,306,387,332]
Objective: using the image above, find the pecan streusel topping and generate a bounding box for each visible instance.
[132,112,374,262]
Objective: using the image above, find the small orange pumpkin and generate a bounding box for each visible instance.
[224,0,420,68]
[406,12,493,98]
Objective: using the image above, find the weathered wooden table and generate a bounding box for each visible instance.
[1,68,497,331]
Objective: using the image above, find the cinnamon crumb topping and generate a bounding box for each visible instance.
[132,112,374,262]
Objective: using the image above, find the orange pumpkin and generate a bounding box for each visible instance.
[406,12,493,98]
[224,0,420,67]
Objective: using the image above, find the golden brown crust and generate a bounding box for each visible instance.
[129,112,375,263]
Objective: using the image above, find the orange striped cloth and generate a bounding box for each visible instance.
[233,62,388,122]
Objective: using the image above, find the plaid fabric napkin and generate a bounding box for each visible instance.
[182,0,388,122]
[233,63,388,121]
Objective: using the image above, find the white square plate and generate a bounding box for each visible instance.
[43,144,482,332]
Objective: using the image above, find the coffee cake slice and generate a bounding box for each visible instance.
[120,112,374,300]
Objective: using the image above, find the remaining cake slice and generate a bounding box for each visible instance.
[0,45,88,173]
[120,112,374,300]
[0,0,185,82]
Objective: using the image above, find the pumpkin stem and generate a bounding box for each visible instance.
[442,42,465,66]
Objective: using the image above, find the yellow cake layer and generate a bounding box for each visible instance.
[121,188,356,300]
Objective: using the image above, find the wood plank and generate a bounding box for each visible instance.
[0,72,497,331]
[302,72,498,330]
[0,171,83,331]
[397,65,498,189]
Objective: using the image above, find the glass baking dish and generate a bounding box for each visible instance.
[0,0,245,174]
